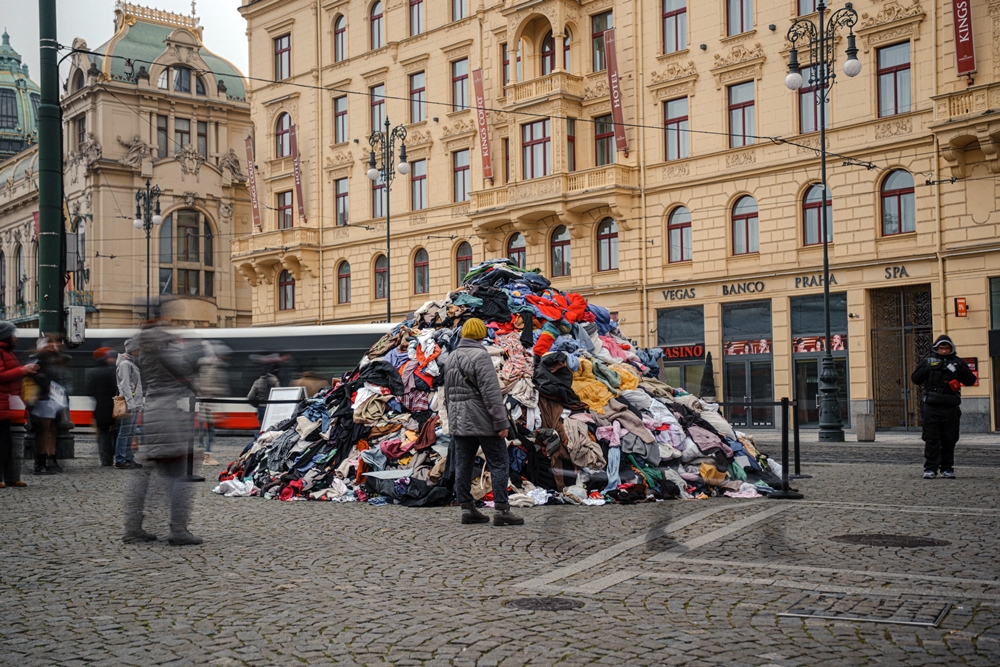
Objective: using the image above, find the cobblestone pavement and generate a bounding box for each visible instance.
[2,434,999,667]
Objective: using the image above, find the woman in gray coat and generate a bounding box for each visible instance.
[442,318,522,526]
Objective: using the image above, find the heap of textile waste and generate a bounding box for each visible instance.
[216,258,785,506]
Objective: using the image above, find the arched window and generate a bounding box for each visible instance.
[456,242,473,285]
[881,169,915,236]
[563,31,572,73]
[173,67,192,93]
[337,261,351,304]
[413,248,430,294]
[195,75,206,95]
[507,233,527,269]
[0,251,6,308]
[14,245,24,303]
[803,184,833,246]
[72,70,85,92]
[668,207,692,262]
[334,15,347,62]
[157,69,169,89]
[370,1,385,50]
[278,270,295,311]
[597,219,618,271]
[275,113,292,158]
[732,195,759,255]
[374,254,388,299]
[551,225,571,277]
[542,31,556,75]
[157,210,215,297]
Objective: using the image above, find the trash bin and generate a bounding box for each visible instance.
[855,413,875,442]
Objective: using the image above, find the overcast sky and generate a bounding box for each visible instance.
[5,1,249,83]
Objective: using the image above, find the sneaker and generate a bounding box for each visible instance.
[923,470,937,479]
[202,454,219,466]
[115,461,142,469]
[941,470,956,479]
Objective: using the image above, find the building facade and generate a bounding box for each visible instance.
[236,0,1000,432]
[0,2,254,330]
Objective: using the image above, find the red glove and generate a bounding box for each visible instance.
[948,379,962,392]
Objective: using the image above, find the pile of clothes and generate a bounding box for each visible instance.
[216,258,784,506]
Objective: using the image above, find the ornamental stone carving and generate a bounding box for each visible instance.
[116,134,151,169]
[713,43,764,69]
[175,144,205,182]
[874,117,913,139]
[219,201,234,223]
[726,150,756,167]
[651,61,696,84]
[180,191,201,208]
[663,163,690,179]
[584,80,609,100]
[858,0,923,30]
[442,119,475,137]
[219,148,247,181]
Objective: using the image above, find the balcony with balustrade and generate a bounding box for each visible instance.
[231,227,319,286]
[930,82,1000,179]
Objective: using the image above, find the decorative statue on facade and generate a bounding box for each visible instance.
[219,148,246,182]
[175,143,205,182]
[81,132,102,165]
[116,134,151,169]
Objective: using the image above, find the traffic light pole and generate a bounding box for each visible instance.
[38,0,64,336]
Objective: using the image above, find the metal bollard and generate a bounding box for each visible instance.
[769,397,803,500]
[789,399,812,480]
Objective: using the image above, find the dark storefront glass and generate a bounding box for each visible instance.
[722,300,773,427]
[790,293,849,426]
[991,278,1000,430]
[657,305,705,394]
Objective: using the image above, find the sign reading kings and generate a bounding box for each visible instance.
[472,69,493,180]
[952,0,976,76]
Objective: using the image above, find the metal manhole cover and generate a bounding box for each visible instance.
[778,594,951,627]
[829,533,950,548]
[503,597,584,611]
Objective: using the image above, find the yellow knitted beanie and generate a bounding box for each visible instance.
[460,318,487,340]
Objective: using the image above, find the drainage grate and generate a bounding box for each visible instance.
[778,594,951,627]
[829,533,951,548]
[504,597,584,611]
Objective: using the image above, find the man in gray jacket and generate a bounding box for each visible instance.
[114,338,143,468]
[442,318,522,526]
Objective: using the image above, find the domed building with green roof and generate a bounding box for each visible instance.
[0,30,40,158]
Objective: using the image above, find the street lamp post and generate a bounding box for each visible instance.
[133,178,163,321]
[785,2,862,442]
[367,117,409,324]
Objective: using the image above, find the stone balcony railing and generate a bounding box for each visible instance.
[471,163,637,212]
[504,71,583,105]
[1,301,38,324]
[232,227,319,257]
[931,82,1000,123]
[66,290,95,311]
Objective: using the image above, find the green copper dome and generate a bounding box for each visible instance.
[0,31,41,158]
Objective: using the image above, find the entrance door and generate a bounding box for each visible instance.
[870,285,933,429]
[724,359,774,427]
[794,356,849,426]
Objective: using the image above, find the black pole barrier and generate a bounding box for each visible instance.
[186,395,205,482]
[790,398,812,480]
[769,397,803,499]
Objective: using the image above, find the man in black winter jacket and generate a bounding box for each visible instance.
[910,334,977,479]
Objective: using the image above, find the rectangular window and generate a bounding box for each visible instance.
[592,11,613,72]
[176,210,199,263]
[595,114,615,166]
[156,115,168,158]
[372,176,386,218]
[277,191,294,230]
[798,65,830,134]
[409,72,426,123]
[521,119,551,179]
[204,271,214,297]
[791,293,848,336]
[452,59,469,112]
[453,150,470,202]
[159,268,173,295]
[274,34,291,81]
[664,97,689,161]
[204,221,213,266]
[75,116,86,149]
[370,84,385,132]
[798,0,818,14]
[501,43,510,88]
[335,178,349,226]
[656,305,704,346]
[663,0,687,54]
[503,138,510,183]
[178,269,199,296]
[174,117,191,149]
[878,43,911,117]
[411,159,428,210]
[567,119,576,172]
[410,0,424,36]
[727,0,753,36]
[197,121,208,159]
[452,0,466,21]
[728,81,755,148]
[334,96,348,143]
[173,67,191,93]
[991,278,1000,330]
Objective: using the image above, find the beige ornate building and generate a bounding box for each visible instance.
[0,2,253,329]
[236,0,1000,432]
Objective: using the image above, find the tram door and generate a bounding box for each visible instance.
[870,285,933,430]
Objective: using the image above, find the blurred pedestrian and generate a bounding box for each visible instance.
[28,335,71,475]
[291,371,328,399]
[197,341,231,466]
[122,325,203,545]
[247,355,283,427]
[86,348,119,467]
[0,322,37,488]
[114,338,143,469]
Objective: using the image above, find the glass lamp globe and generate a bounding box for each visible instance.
[785,71,803,90]
[843,58,862,78]
[151,214,163,225]
[396,160,410,175]
[133,218,144,229]
[367,167,380,181]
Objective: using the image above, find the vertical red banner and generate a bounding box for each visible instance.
[245,137,262,231]
[472,69,494,180]
[952,0,976,76]
[603,29,628,153]
[290,125,307,221]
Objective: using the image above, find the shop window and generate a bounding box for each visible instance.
[274,35,291,81]
[338,261,351,304]
[877,43,911,118]
[727,0,753,36]
[413,248,430,294]
[722,300,773,427]
[881,169,915,236]
[597,219,618,272]
[668,206,692,262]
[374,254,388,299]
[456,242,473,285]
[664,97,689,161]
[799,65,829,134]
[657,305,705,394]
[595,114,615,166]
[453,150,471,202]
[411,159,428,210]
[277,191,294,230]
[370,2,385,50]
[335,178,349,226]
[452,58,469,111]
[551,225,571,277]
[278,270,295,310]
[728,81,755,148]
[663,0,687,54]
[732,195,759,255]
[275,112,292,158]
[508,233,527,269]
[522,120,551,179]
[333,16,347,62]
[334,96,348,143]
[802,184,832,246]
[592,11,613,72]
[410,0,424,36]
[791,293,849,426]
[723,300,772,342]
[542,32,556,75]
[370,83,385,132]
[410,72,426,123]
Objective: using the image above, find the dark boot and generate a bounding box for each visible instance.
[47,456,62,473]
[33,455,52,476]
[460,501,490,525]
[493,502,524,526]
[122,529,157,544]
[167,529,203,546]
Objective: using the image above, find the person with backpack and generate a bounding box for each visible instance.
[0,322,37,488]
[247,357,282,427]
[114,338,144,469]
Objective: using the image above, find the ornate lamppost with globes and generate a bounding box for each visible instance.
[367,118,409,325]
[133,178,163,321]
[784,2,862,442]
